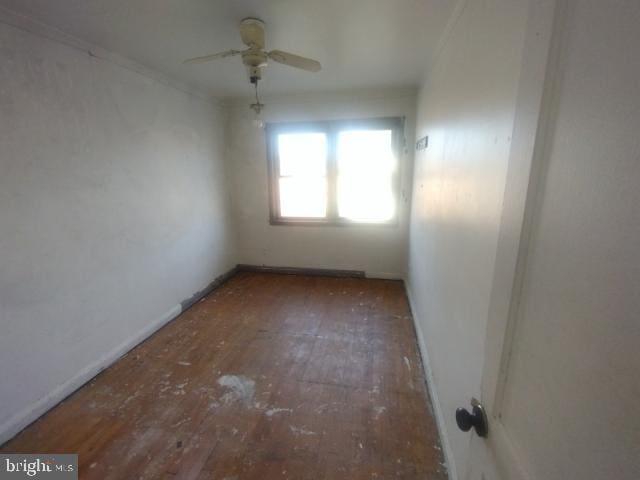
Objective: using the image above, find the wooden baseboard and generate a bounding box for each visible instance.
[180,266,239,311]
[236,264,366,278]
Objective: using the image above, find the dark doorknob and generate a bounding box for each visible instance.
[455,398,488,437]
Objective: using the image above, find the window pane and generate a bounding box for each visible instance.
[337,129,396,222]
[279,177,327,218]
[277,132,328,219]
[278,133,327,177]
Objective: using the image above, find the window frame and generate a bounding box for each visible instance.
[266,117,403,226]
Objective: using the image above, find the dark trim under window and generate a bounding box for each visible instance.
[266,117,403,226]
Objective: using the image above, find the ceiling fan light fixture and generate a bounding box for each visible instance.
[250,81,265,129]
[251,110,265,129]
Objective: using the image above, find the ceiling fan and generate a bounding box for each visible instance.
[182,18,321,84]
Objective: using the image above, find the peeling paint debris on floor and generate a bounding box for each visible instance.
[265,407,292,416]
[217,374,256,407]
[289,425,316,436]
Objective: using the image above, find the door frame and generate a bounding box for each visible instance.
[478,1,566,478]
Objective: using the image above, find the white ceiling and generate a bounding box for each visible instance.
[1,0,455,99]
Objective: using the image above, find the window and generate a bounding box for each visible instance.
[266,117,402,225]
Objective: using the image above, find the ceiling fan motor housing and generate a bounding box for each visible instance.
[239,18,266,49]
[242,50,268,68]
[242,50,267,83]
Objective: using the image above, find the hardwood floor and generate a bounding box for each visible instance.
[1,272,446,479]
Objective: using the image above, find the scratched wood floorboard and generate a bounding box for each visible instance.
[1,272,447,479]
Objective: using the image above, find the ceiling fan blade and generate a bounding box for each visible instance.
[268,50,321,72]
[182,49,242,65]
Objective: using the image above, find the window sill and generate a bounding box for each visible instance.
[269,217,399,228]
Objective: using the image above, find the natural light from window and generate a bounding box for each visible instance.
[337,129,396,222]
[278,133,327,218]
[274,124,397,223]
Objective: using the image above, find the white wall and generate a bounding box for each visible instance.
[499,1,640,479]
[225,89,416,279]
[0,21,235,442]
[406,0,529,478]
